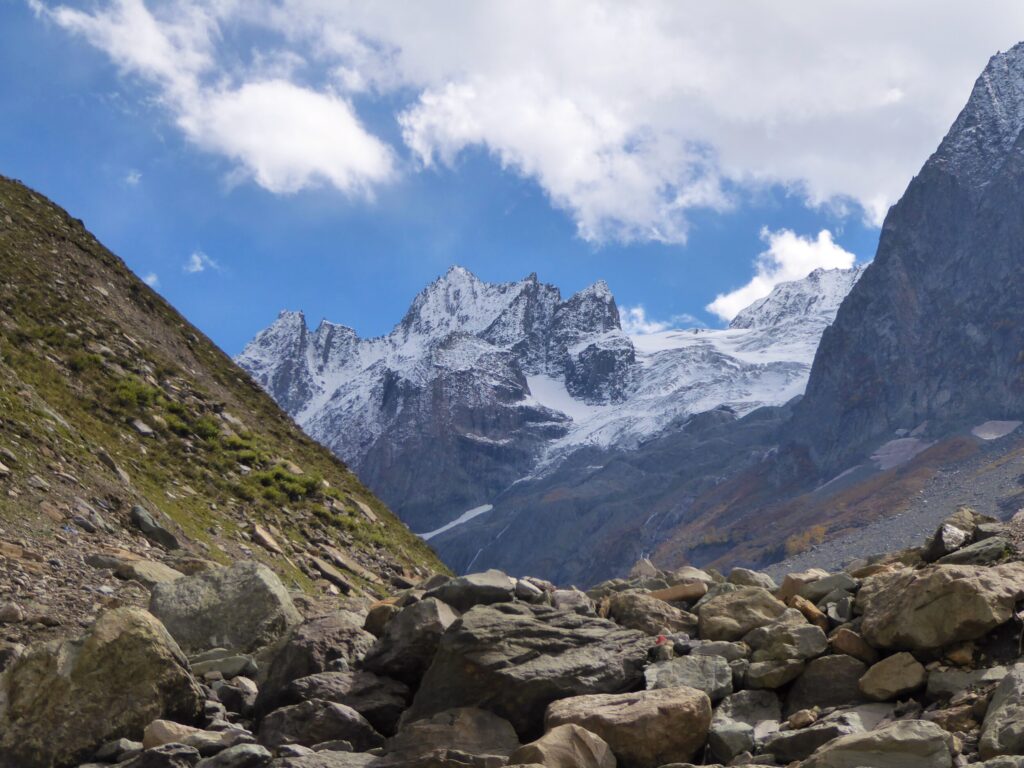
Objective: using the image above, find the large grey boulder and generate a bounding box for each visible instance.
[361,598,458,687]
[0,607,203,768]
[644,653,733,701]
[799,719,954,768]
[606,590,698,635]
[745,621,827,663]
[980,664,1024,759]
[937,537,1012,565]
[403,602,648,738]
[545,686,711,768]
[258,699,384,751]
[383,707,519,764]
[424,570,515,611]
[708,689,781,763]
[507,724,615,768]
[256,612,376,718]
[195,745,271,768]
[194,744,271,768]
[786,654,867,715]
[857,563,1024,650]
[927,665,1008,700]
[150,561,301,655]
[278,671,409,736]
[698,587,788,641]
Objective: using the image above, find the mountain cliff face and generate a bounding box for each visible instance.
[791,43,1024,474]
[240,263,861,576]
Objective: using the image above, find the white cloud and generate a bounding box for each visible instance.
[36,1,1024,241]
[184,251,218,274]
[143,272,159,286]
[125,169,142,186]
[41,0,393,198]
[706,228,857,322]
[621,305,702,335]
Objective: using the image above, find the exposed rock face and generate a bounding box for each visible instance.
[857,564,1024,650]
[0,607,203,768]
[790,43,1024,473]
[545,687,712,768]
[403,602,649,738]
[149,562,301,655]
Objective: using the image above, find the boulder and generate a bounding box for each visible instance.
[194,745,272,768]
[644,653,733,701]
[922,507,993,562]
[0,607,203,768]
[728,568,777,590]
[150,561,301,655]
[858,563,1024,650]
[697,587,788,641]
[131,505,181,550]
[765,705,891,764]
[607,591,698,635]
[800,719,954,768]
[647,580,708,603]
[859,652,927,701]
[937,537,1012,566]
[424,570,516,611]
[746,659,805,689]
[829,628,878,665]
[404,602,648,738]
[797,573,858,604]
[745,622,827,663]
[142,720,250,755]
[545,686,711,768]
[551,588,595,614]
[361,598,458,687]
[258,699,383,751]
[708,689,781,763]
[278,671,409,736]
[785,654,867,715]
[119,743,201,768]
[980,664,1024,759]
[270,753,379,768]
[256,612,376,717]
[691,640,748,661]
[778,569,830,601]
[383,707,519,763]
[507,724,615,768]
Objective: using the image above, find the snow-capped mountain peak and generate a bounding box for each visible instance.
[729,266,866,331]
[237,264,862,534]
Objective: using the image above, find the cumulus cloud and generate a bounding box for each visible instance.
[41,0,393,198]
[143,272,159,286]
[706,228,857,322]
[124,169,142,186]
[184,251,218,274]
[35,0,1024,241]
[621,305,702,335]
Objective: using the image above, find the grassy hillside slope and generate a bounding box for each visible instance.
[0,175,444,642]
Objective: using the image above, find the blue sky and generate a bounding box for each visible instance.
[3,2,1021,354]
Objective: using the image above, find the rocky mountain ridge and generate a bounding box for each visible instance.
[238,265,862,537]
